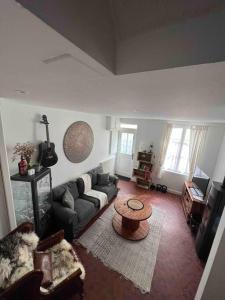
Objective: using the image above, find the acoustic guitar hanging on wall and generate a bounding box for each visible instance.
[38,115,58,167]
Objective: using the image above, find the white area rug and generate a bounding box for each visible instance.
[78,204,165,293]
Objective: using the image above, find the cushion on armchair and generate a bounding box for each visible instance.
[39,239,85,292]
[33,251,53,288]
[0,231,39,290]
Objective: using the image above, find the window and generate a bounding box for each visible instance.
[120,123,138,130]
[163,127,190,174]
[120,132,134,155]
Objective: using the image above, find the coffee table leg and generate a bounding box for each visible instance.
[122,217,139,231]
[112,213,150,241]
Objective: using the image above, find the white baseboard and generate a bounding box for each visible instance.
[129,179,182,195]
[167,188,182,195]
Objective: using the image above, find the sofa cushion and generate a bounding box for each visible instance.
[88,166,103,186]
[67,181,79,200]
[73,198,96,225]
[90,172,97,187]
[85,190,108,209]
[93,183,117,202]
[97,173,110,186]
[53,181,79,202]
[53,184,67,202]
[62,189,74,210]
[80,194,100,208]
[76,178,84,195]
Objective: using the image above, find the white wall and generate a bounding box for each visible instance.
[0,165,10,237]
[121,118,225,194]
[1,100,110,187]
[212,132,225,182]
[199,126,225,179]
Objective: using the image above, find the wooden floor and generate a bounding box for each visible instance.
[72,180,204,300]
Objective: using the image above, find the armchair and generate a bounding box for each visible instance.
[0,223,84,300]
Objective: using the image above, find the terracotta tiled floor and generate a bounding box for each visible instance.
[73,180,204,300]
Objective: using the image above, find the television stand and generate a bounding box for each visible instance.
[189,187,204,200]
[182,181,206,224]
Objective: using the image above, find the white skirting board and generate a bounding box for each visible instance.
[167,188,182,195]
[131,177,182,195]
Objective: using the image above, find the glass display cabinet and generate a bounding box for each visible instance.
[11,168,52,237]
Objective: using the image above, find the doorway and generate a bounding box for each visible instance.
[116,129,136,178]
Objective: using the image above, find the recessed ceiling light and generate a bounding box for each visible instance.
[42,53,73,64]
[15,89,26,95]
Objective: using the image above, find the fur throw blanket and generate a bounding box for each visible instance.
[43,239,85,292]
[0,232,85,293]
[0,232,39,289]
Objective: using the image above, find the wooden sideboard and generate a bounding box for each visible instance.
[182,181,206,222]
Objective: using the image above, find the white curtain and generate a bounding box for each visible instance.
[188,125,208,180]
[157,123,173,178]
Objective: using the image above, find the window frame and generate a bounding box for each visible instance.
[120,123,138,130]
[163,125,190,175]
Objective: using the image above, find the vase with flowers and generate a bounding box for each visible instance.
[12,142,36,175]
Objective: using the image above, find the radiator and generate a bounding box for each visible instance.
[100,156,116,175]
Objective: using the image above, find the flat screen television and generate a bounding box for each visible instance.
[192,166,210,198]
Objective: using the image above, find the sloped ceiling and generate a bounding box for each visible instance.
[16,0,116,72]
[17,0,225,74]
[1,0,225,122]
[110,0,225,40]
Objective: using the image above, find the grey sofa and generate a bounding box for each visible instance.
[88,166,119,201]
[51,166,118,241]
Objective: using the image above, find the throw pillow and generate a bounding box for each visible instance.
[67,181,79,199]
[97,173,110,186]
[62,188,74,210]
[77,177,85,195]
[89,172,97,186]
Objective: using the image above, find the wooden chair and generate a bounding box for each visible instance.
[0,223,84,300]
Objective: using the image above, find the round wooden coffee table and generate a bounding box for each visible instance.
[112,196,152,241]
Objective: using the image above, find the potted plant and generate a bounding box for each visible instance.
[12,142,36,168]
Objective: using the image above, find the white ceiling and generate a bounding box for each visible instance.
[1,0,225,122]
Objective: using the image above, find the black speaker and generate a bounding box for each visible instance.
[195,180,225,261]
[161,185,167,193]
[156,184,162,191]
